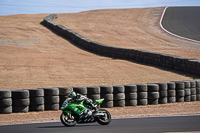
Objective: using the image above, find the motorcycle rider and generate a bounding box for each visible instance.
[67,91,97,119]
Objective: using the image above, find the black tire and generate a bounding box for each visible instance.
[45,103,59,110]
[168,90,176,97]
[0,90,11,99]
[38,88,59,96]
[191,95,196,101]
[148,99,158,105]
[196,88,200,94]
[12,90,29,99]
[27,89,44,97]
[148,92,159,99]
[29,104,44,111]
[101,101,113,108]
[183,81,191,88]
[173,81,184,90]
[73,86,87,95]
[159,90,167,97]
[147,84,159,92]
[96,109,111,125]
[125,92,137,100]
[100,86,113,94]
[159,97,167,104]
[114,93,125,100]
[60,95,68,104]
[196,80,200,87]
[60,112,77,127]
[137,99,147,105]
[168,97,176,103]
[113,85,125,93]
[125,100,137,106]
[168,82,175,90]
[138,92,147,99]
[101,94,113,101]
[124,84,137,93]
[176,90,185,97]
[185,89,191,96]
[184,96,191,102]
[0,98,12,107]
[190,80,196,88]
[176,96,184,102]
[57,87,73,96]
[190,88,196,95]
[156,82,167,91]
[114,100,125,107]
[44,96,59,104]
[136,84,147,92]
[12,98,30,106]
[87,94,100,101]
[0,106,12,114]
[196,94,200,101]
[30,97,44,105]
[87,86,100,95]
[13,106,29,113]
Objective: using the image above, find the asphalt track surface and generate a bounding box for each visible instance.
[161,7,200,42]
[1,115,200,133]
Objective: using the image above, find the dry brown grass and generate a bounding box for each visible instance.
[0,8,199,90]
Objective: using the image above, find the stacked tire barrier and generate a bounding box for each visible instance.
[73,86,87,96]
[0,80,200,114]
[124,84,137,106]
[41,14,200,77]
[196,80,200,101]
[12,90,29,113]
[137,84,148,105]
[87,86,101,102]
[39,88,59,111]
[28,89,44,111]
[0,90,12,114]
[174,81,185,102]
[190,80,197,101]
[183,81,191,102]
[57,87,73,108]
[147,84,159,105]
[157,83,168,104]
[113,85,125,107]
[100,86,113,108]
[167,82,176,103]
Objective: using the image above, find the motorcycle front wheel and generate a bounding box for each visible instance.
[60,112,77,127]
[96,109,111,125]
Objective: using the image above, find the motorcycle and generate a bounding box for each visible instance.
[60,98,111,127]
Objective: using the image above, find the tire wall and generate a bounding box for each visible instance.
[12,90,29,113]
[113,85,125,107]
[28,89,44,112]
[0,79,200,114]
[38,88,60,111]
[41,14,200,76]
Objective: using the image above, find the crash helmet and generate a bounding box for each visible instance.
[68,91,76,98]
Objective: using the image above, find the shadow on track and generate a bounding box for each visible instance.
[38,124,100,128]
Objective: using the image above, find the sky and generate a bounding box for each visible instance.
[0,0,200,16]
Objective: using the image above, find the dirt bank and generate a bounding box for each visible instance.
[0,8,198,90]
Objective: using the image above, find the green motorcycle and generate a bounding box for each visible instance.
[60,98,111,127]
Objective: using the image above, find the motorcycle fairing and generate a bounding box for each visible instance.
[62,101,87,116]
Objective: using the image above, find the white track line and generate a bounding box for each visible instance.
[112,114,200,119]
[159,6,200,43]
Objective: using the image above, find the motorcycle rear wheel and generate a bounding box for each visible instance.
[96,109,111,125]
[60,112,77,127]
